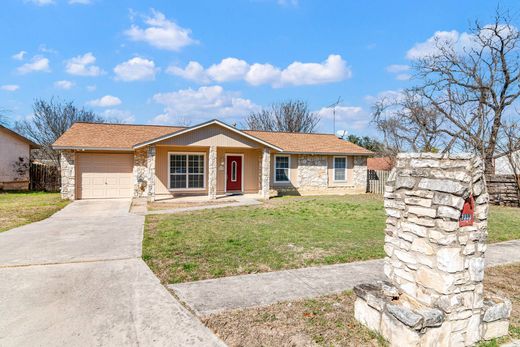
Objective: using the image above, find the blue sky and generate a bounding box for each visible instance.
[1,0,517,137]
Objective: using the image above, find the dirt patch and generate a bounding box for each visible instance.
[148,200,237,210]
[204,291,385,347]
[204,263,520,347]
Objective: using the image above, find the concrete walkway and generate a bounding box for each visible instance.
[0,199,225,347]
[170,240,520,316]
[147,195,262,215]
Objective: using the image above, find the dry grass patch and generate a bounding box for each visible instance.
[0,191,69,232]
[148,199,237,210]
[205,263,520,347]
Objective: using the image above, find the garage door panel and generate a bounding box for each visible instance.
[77,153,133,199]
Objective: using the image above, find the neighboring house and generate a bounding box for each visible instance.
[367,157,394,171]
[494,150,520,175]
[52,119,372,201]
[0,125,39,190]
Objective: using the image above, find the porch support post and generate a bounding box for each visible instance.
[146,145,156,201]
[208,145,217,200]
[261,148,271,200]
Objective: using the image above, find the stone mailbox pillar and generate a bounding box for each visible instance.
[354,153,511,346]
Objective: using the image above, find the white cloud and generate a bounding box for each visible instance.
[386,64,410,73]
[25,0,55,6]
[245,63,281,86]
[364,89,404,104]
[1,85,20,92]
[395,74,411,81]
[54,80,75,90]
[317,105,369,131]
[87,95,122,107]
[166,61,209,83]
[407,25,518,60]
[68,0,92,4]
[17,55,50,74]
[167,54,351,87]
[102,109,135,123]
[280,54,350,86]
[386,64,411,81]
[12,51,27,61]
[152,85,260,124]
[206,58,250,82]
[86,85,96,92]
[65,53,103,76]
[125,9,196,51]
[113,57,157,81]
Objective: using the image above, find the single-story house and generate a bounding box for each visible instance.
[52,119,372,200]
[0,125,39,190]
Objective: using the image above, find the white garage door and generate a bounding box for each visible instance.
[77,153,133,199]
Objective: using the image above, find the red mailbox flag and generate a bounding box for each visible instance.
[459,195,475,227]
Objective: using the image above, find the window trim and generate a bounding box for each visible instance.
[333,156,348,183]
[167,152,206,191]
[274,154,291,183]
[224,153,244,192]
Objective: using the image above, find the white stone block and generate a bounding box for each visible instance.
[416,267,455,294]
[404,197,432,207]
[482,320,509,340]
[418,178,466,195]
[380,312,421,347]
[394,249,417,264]
[402,221,428,237]
[354,298,382,332]
[408,206,437,218]
[437,206,461,220]
[437,248,464,273]
[411,238,434,255]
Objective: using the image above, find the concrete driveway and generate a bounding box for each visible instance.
[0,199,225,347]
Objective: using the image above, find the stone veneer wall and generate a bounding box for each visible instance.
[353,157,368,189]
[60,150,75,200]
[133,147,147,198]
[261,148,271,199]
[208,146,217,199]
[296,155,328,189]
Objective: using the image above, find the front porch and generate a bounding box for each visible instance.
[134,144,271,201]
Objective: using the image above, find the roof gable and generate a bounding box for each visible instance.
[133,119,283,151]
[0,125,39,149]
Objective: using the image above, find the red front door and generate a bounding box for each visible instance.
[226,155,242,191]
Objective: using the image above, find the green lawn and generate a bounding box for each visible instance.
[143,195,520,284]
[0,191,69,232]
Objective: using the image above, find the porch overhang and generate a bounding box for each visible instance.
[132,119,283,152]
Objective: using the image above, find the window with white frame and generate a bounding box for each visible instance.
[334,156,347,182]
[275,155,290,182]
[169,153,205,189]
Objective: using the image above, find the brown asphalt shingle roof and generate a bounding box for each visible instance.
[244,130,372,155]
[53,122,186,149]
[53,122,372,155]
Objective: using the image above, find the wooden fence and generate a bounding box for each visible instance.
[367,169,390,195]
[30,163,60,192]
[486,174,520,207]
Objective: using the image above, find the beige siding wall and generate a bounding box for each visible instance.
[155,145,262,197]
[327,156,355,186]
[155,146,209,196]
[158,124,259,148]
[216,148,261,194]
[270,153,299,188]
[0,128,31,185]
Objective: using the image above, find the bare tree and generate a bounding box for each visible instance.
[244,100,320,133]
[372,11,520,173]
[15,98,105,166]
[372,90,446,154]
[496,119,520,200]
[414,10,520,172]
